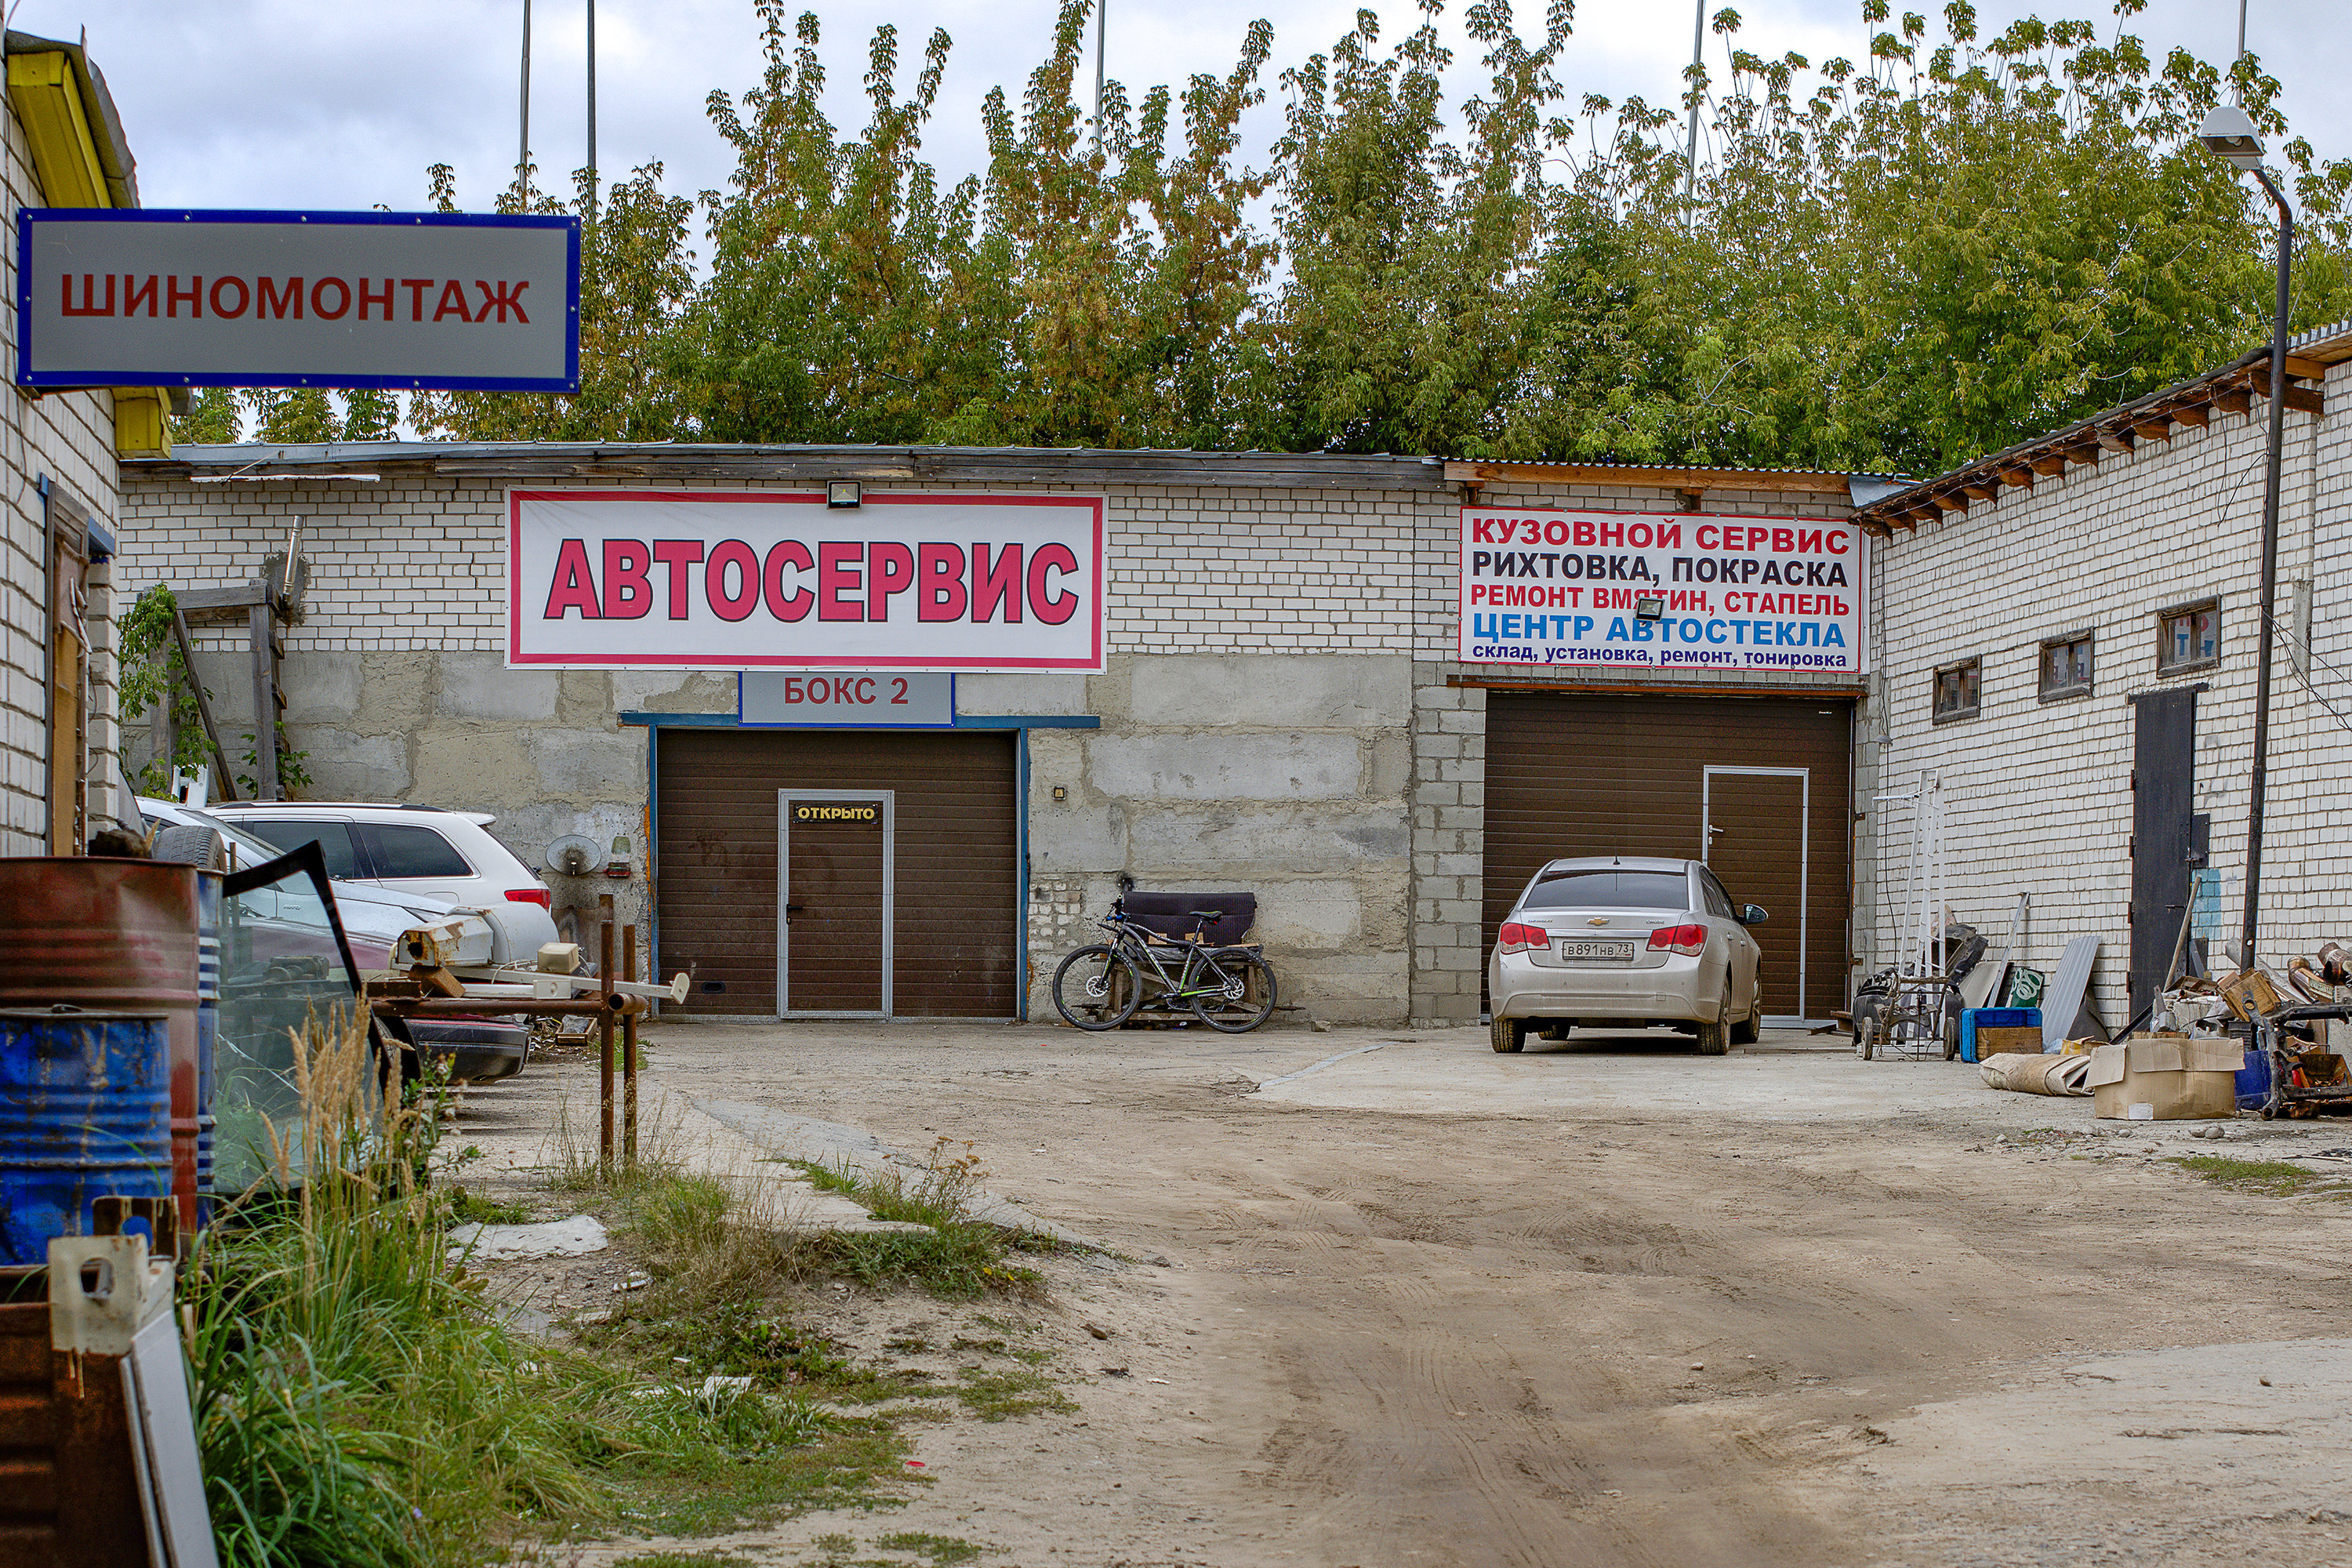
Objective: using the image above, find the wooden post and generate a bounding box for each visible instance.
[247,602,279,800]
[622,922,638,1168]
[169,608,238,800]
[598,895,615,1171]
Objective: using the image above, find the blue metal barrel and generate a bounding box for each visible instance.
[195,872,220,1226]
[0,1007,171,1265]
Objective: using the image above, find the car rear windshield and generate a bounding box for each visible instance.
[1522,869,1690,911]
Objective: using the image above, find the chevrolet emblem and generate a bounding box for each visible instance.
[1586,917,1610,927]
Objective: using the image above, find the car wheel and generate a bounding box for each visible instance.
[1490,1014,1527,1054]
[1731,1004,1760,1046]
[1695,997,1732,1056]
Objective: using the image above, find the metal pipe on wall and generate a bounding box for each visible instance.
[519,0,533,201]
[38,475,54,850]
[2241,166,2292,971]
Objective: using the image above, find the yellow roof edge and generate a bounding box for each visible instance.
[7,49,108,208]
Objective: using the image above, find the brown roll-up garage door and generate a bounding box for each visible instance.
[657,729,1018,1017]
[1483,692,1852,1018]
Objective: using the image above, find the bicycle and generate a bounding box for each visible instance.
[1051,900,1279,1033]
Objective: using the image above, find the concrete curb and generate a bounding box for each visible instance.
[673,1087,1110,1253]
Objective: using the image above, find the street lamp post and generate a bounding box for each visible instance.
[2195,103,2292,974]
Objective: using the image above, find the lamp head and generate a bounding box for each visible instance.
[2196,103,2266,172]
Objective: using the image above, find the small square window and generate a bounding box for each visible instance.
[2040,633,2093,699]
[1932,658,1980,722]
[2158,601,2220,673]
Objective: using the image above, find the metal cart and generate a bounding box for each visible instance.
[2259,1003,2352,1117]
[1857,975,1962,1061]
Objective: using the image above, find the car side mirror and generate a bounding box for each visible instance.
[1740,904,1769,925]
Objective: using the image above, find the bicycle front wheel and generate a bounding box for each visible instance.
[1052,945,1142,1031]
[1190,951,1277,1033]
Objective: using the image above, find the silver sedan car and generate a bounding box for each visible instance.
[1486,856,1766,1055]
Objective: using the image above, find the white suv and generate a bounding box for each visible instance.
[209,802,561,964]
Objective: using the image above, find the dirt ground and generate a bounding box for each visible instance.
[453,1019,2352,1568]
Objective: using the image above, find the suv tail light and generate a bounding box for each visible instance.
[1496,921,1549,955]
[1647,923,1707,955]
[506,887,552,907]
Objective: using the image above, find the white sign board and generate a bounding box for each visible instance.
[16,209,579,391]
[741,671,954,727]
[509,490,1104,672]
[1458,507,1866,673]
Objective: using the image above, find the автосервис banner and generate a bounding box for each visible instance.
[1458,506,1867,673]
[507,490,1105,672]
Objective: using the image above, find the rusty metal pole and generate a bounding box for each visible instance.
[622,921,638,1168]
[598,895,615,1171]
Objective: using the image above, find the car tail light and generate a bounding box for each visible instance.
[506,887,552,907]
[1647,923,1707,955]
[1496,921,1549,955]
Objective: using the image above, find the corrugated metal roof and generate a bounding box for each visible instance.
[1854,319,2352,531]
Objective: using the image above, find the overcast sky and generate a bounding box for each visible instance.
[34,0,2350,221]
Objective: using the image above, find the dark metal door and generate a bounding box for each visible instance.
[781,794,891,1016]
[1704,770,1808,1016]
[2129,688,2200,1022]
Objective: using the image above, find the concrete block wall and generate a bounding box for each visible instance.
[1021,654,1413,1023]
[0,93,123,853]
[1868,371,2352,1026]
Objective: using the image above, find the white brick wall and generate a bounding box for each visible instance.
[0,87,123,853]
[1867,372,2352,1025]
[114,478,1440,657]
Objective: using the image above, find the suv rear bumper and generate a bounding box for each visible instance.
[408,1018,529,1083]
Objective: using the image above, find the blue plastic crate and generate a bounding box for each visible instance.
[1960,1007,2044,1064]
[2234,1047,2270,1111]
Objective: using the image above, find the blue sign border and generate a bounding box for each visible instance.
[16,208,582,392]
[737,673,959,730]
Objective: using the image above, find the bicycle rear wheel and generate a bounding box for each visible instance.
[1190,951,1277,1033]
[1052,945,1142,1031]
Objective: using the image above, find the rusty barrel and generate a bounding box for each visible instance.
[0,1007,171,1264]
[0,860,201,1231]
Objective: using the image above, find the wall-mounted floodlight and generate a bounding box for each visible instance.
[2195,104,2266,171]
[827,480,863,509]
[1634,595,1665,622]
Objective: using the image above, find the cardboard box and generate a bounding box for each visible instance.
[1973,1025,2044,1058]
[2087,1034,2242,1120]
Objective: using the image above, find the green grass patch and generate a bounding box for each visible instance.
[954,1366,1076,1423]
[872,1533,985,1565]
[809,1229,1044,1299]
[448,1185,529,1225]
[582,1300,927,1403]
[2170,1154,2352,1196]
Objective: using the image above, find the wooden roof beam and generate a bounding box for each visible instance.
[1439,461,1855,496]
[1998,467,2034,490]
[1959,481,1998,501]
[1930,492,1967,514]
[2172,404,2209,428]
[2213,388,2252,416]
[2132,418,2175,442]
[2063,444,2100,467]
[2283,354,2328,380]
[2029,454,2068,476]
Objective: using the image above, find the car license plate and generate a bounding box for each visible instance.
[1559,941,1635,961]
